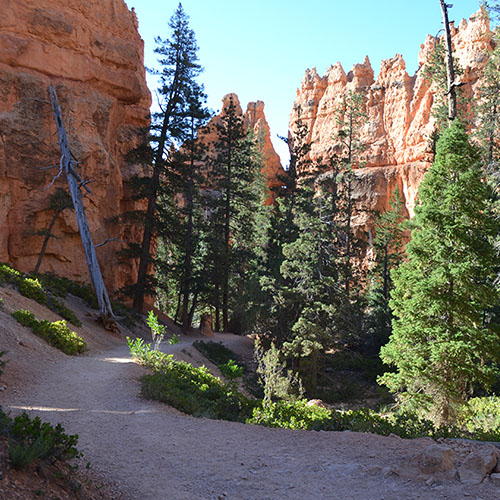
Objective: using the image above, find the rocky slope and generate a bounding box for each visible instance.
[289,8,491,233]
[0,0,151,292]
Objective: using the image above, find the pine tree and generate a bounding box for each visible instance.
[131,3,205,313]
[258,112,310,345]
[204,96,265,332]
[155,83,210,331]
[475,5,500,165]
[378,121,500,424]
[365,186,406,353]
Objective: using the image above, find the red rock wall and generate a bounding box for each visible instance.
[0,0,151,292]
[289,8,491,227]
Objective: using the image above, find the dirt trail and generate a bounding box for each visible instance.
[0,289,498,499]
[2,337,498,500]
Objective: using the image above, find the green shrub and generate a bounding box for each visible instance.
[18,277,47,304]
[12,310,87,355]
[9,413,79,468]
[0,264,21,285]
[128,337,254,421]
[47,296,82,327]
[193,341,240,366]
[0,266,82,326]
[12,309,37,328]
[35,273,97,308]
[459,397,500,435]
[218,359,244,380]
[248,400,333,430]
[0,350,7,377]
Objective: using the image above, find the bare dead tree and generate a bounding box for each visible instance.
[48,85,114,320]
[439,0,457,122]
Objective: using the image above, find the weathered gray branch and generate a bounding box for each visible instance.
[48,85,114,319]
[439,0,457,122]
[94,237,123,248]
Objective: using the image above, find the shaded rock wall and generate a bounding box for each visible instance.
[0,0,151,292]
[290,9,491,225]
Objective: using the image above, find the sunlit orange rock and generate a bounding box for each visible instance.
[0,0,151,293]
[290,8,491,223]
[198,93,283,199]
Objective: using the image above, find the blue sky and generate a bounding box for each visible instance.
[124,0,482,165]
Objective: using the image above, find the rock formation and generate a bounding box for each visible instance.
[198,93,283,197]
[0,0,151,292]
[289,8,491,227]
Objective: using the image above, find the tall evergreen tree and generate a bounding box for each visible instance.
[365,186,406,353]
[379,122,500,424]
[204,96,265,332]
[258,112,310,345]
[132,3,205,313]
[155,83,210,331]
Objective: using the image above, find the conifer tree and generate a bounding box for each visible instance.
[258,112,310,345]
[155,83,210,331]
[379,122,500,424]
[204,96,265,332]
[131,3,205,313]
[365,186,406,353]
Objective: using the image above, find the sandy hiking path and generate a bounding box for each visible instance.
[0,289,499,499]
[2,339,499,500]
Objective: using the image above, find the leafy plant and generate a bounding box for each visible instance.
[0,350,7,377]
[218,359,243,380]
[146,310,165,350]
[128,337,254,421]
[18,277,47,304]
[193,341,239,365]
[12,310,87,355]
[8,413,79,469]
[255,340,303,403]
[0,263,21,285]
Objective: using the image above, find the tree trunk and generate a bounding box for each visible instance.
[181,119,196,333]
[223,135,232,332]
[439,0,457,122]
[48,86,113,319]
[34,208,65,274]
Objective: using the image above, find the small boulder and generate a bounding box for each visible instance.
[400,444,456,480]
[458,445,499,485]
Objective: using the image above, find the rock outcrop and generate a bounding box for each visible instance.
[290,8,491,221]
[0,0,151,292]
[198,93,283,197]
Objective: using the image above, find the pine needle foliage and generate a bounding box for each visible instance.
[379,121,500,425]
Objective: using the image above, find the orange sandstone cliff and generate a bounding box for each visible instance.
[289,9,491,236]
[198,93,283,196]
[0,0,151,291]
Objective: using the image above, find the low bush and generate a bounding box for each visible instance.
[459,397,500,437]
[193,341,240,366]
[0,265,82,326]
[4,411,79,469]
[35,273,97,308]
[47,296,82,327]
[0,264,21,285]
[248,400,333,430]
[12,310,87,355]
[0,350,7,377]
[218,359,244,380]
[129,337,254,421]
